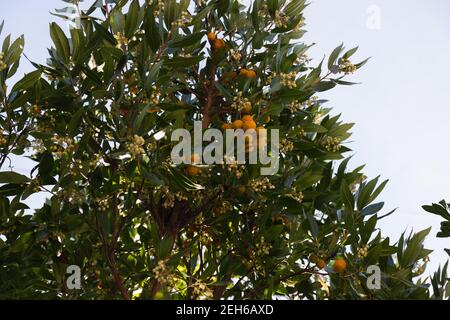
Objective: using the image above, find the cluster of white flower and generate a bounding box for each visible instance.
[288,190,304,203]
[95,197,109,212]
[153,0,165,17]
[224,156,245,179]
[258,3,270,19]
[249,177,275,192]
[279,138,294,154]
[287,100,302,112]
[60,188,82,205]
[322,136,341,152]
[29,139,45,153]
[198,228,214,245]
[177,51,192,58]
[68,159,84,176]
[0,52,7,71]
[114,32,129,49]
[150,85,161,104]
[30,104,42,117]
[274,10,289,28]
[28,178,41,193]
[0,129,6,145]
[153,260,172,285]
[191,281,213,300]
[357,245,369,259]
[127,135,145,158]
[268,71,297,88]
[51,135,76,157]
[295,53,309,65]
[229,49,242,61]
[230,91,252,112]
[157,186,188,209]
[255,236,272,255]
[171,11,192,28]
[339,58,357,74]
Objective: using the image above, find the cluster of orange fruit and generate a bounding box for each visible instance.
[221,115,257,131]
[239,68,256,79]
[208,31,256,79]
[309,255,347,273]
[207,31,225,49]
[221,116,267,153]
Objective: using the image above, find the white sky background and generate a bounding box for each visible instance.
[1,0,449,274]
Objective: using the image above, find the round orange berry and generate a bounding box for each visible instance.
[186,166,200,176]
[333,258,347,273]
[243,120,257,130]
[213,38,225,49]
[207,32,216,41]
[232,119,244,129]
[239,68,249,76]
[316,259,326,270]
[246,70,256,78]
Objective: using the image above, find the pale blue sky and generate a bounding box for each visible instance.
[1,0,449,274]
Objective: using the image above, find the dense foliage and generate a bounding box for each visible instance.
[0,0,447,299]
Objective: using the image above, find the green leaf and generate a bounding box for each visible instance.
[361,202,384,216]
[125,0,141,38]
[168,32,204,48]
[3,35,24,65]
[340,181,354,212]
[0,171,31,184]
[39,153,55,179]
[50,22,70,63]
[12,70,42,92]
[164,55,204,68]
[144,8,161,52]
[343,46,359,60]
[68,108,84,137]
[328,43,343,70]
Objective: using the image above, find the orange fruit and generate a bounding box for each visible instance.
[221,123,232,130]
[213,38,225,49]
[232,119,244,129]
[186,166,200,176]
[236,185,246,194]
[242,115,254,122]
[207,32,216,41]
[309,254,319,264]
[333,258,347,273]
[239,69,248,76]
[243,120,257,130]
[316,259,326,269]
[246,70,256,79]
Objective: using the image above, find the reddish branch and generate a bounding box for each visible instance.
[202,55,218,129]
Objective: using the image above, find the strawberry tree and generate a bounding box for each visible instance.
[0,0,437,299]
